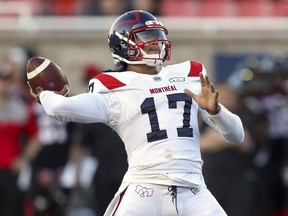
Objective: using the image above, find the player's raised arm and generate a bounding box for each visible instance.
[184,72,220,115]
[184,72,244,144]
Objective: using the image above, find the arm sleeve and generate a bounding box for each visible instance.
[199,104,245,144]
[39,91,110,124]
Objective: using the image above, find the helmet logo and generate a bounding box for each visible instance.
[145,20,164,28]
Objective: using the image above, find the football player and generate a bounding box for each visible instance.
[30,10,244,216]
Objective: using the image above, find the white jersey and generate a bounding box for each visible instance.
[89,61,205,175]
[39,60,244,188]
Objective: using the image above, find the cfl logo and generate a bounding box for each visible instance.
[169,77,185,83]
[135,185,154,198]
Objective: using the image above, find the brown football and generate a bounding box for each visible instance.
[26,56,69,95]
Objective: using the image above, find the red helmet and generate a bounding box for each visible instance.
[108,10,171,67]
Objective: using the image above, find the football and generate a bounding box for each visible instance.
[26,56,69,95]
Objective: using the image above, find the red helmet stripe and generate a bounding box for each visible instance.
[115,11,140,28]
[188,61,203,77]
[95,74,126,90]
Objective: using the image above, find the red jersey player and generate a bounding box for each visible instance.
[0,63,41,216]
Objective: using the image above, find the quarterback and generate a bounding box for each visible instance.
[30,10,244,216]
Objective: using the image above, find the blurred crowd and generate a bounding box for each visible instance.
[202,52,288,216]
[1,0,288,17]
[0,46,128,216]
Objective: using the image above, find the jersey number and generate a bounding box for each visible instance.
[141,93,193,142]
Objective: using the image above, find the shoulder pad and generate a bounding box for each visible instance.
[88,73,127,93]
[188,61,204,77]
[164,60,205,77]
[94,73,126,90]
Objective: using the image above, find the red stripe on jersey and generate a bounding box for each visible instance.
[95,74,126,90]
[188,61,203,77]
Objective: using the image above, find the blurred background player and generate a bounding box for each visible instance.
[0,61,41,216]
[4,46,77,216]
[227,52,288,215]
[200,83,254,216]
[63,63,127,216]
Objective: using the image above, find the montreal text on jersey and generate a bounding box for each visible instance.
[149,85,177,94]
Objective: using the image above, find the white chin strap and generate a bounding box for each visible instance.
[112,53,165,67]
[142,54,164,66]
[140,42,167,66]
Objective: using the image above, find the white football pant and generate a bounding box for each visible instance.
[113,183,227,216]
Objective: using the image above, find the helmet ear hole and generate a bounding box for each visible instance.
[128,50,135,56]
[128,49,140,57]
[115,45,122,52]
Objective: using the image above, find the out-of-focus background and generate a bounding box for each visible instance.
[0,0,288,216]
[1,0,288,92]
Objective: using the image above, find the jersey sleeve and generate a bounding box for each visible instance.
[88,73,127,93]
[167,60,207,95]
[187,60,207,77]
[199,104,245,144]
[165,60,207,78]
[39,91,111,124]
[39,73,128,125]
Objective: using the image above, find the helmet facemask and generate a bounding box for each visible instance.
[127,25,171,66]
[110,25,171,67]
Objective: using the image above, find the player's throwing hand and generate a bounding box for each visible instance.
[29,84,69,104]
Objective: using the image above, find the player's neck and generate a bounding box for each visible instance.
[127,64,159,75]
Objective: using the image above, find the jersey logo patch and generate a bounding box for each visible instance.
[135,185,154,198]
[153,76,162,82]
[188,61,203,77]
[95,74,126,90]
[190,188,200,194]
